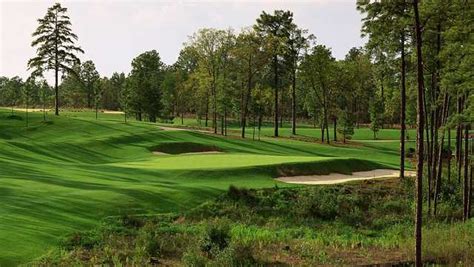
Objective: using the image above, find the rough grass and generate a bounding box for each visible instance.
[0,109,413,265]
[36,179,473,266]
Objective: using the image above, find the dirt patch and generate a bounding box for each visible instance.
[150,142,222,155]
[276,169,416,185]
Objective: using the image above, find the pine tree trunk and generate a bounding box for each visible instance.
[54,15,59,116]
[325,120,330,144]
[213,83,217,134]
[252,114,256,141]
[205,87,209,127]
[448,128,451,182]
[413,1,424,265]
[433,130,444,216]
[321,121,325,143]
[241,116,247,138]
[291,67,296,135]
[26,90,29,127]
[456,96,463,182]
[88,93,92,109]
[434,94,450,215]
[273,55,279,137]
[224,108,227,136]
[333,118,337,142]
[431,21,443,200]
[323,88,329,144]
[43,90,46,122]
[468,162,472,219]
[400,31,406,179]
[464,124,470,221]
[55,63,59,116]
[241,64,252,138]
[220,114,224,135]
[424,88,432,214]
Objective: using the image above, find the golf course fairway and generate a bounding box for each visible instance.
[0,109,411,265]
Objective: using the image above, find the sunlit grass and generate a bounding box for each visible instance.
[0,108,412,265]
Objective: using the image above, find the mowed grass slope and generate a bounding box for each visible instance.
[0,109,411,265]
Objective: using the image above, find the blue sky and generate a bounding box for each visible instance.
[0,0,365,82]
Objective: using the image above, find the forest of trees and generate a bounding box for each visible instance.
[0,1,472,265]
[2,3,469,142]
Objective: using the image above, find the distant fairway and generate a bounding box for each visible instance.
[0,109,413,265]
[171,117,422,141]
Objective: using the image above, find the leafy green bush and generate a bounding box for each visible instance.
[214,242,257,266]
[35,179,473,266]
[227,185,257,206]
[200,219,231,258]
[60,230,101,251]
[182,250,207,267]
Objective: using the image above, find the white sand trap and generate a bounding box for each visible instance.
[276,169,417,185]
[9,108,50,112]
[158,126,189,131]
[103,110,124,114]
[158,126,212,134]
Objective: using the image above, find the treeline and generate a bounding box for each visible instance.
[0,1,473,148]
[0,3,471,145]
[358,0,473,216]
[0,2,472,265]
[1,4,421,141]
[358,1,472,265]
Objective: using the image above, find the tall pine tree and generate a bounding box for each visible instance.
[28,3,83,115]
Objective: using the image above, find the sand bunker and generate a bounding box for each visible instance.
[158,126,212,134]
[9,107,49,112]
[158,126,189,131]
[102,110,124,114]
[276,169,416,185]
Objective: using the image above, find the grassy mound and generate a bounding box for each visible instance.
[150,142,222,154]
[36,179,473,266]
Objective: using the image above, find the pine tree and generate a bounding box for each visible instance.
[28,3,84,115]
[413,0,425,265]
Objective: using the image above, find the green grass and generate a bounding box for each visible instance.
[170,117,420,140]
[0,109,413,265]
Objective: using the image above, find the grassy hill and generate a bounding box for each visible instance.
[0,109,413,265]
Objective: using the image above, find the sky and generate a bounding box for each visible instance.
[0,0,366,83]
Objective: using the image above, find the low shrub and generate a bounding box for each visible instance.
[60,230,101,251]
[35,179,472,266]
[200,219,231,258]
